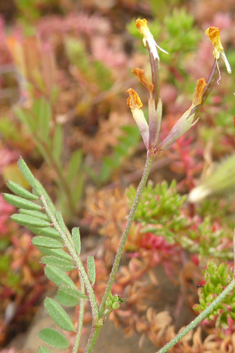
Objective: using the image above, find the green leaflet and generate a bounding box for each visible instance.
[44,298,75,332]
[87,255,96,285]
[17,157,39,193]
[38,347,51,353]
[59,284,88,299]
[20,209,50,222]
[11,214,51,228]
[56,289,80,307]
[41,256,76,271]
[45,265,77,288]
[32,236,63,249]
[35,247,72,261]
[72,227,81,255]
[3,194,41,211]
[38,328,70,349]
[6,180,39,200]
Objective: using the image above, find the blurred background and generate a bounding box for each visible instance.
[0,0,235,352]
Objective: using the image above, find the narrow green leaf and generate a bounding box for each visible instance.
[71,174,85,207]
[55,211,67,233]
[35,98,51,142]
[45,265,77,288]
[38,328,70,349]
[72,227,81,255]
[17,157,39,192]
[35,247,72,261]
[6,180,39,200]
[14,107,37,132]
[66,149,82,183]
[44,298,75,332]
[56,290,79,307]
[3,194,41,211]
[87,255,96,285]
[59,285,88,299]
[32,236,63,249]
[38,347,51,353]
[11,214,51,228]
[52,124,62,163]
[27,226,62,241]
[35,179,56,214]
[41,256,76,271]
[20,209,49,222]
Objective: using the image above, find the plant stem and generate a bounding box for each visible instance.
[83,152,154,353]
[156,278,235,353]
[99,151,154,315]
[40,195,99,321]
[72,277,85,353]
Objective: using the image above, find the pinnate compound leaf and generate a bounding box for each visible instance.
[18,157,39,193]
[11,214,51,228]
[38,346,51,353]
[72,227,81,255]
[38,328,70,349]
[41,256,76,271]
[32,236,63,249]
[45,265,77,288]
[59,285,88,299]
[3,194,41,211]
[6,180,38,200]
[87,255,96,285]
[56,290,80,307]
[44,298,75,332]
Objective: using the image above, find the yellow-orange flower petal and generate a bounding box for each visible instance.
[136,18,168,61]
[132,68,154,93]
[126,88,143,110]
[192,78,207,106]
[205,27,232,74]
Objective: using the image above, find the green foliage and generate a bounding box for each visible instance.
[89,125,140,184]
[65,38,113,91]
[58,285,88,300]
[38,328,70,349]
[87,256,96,285]
[45,265,76,289]
[41,256,76,271]
[14,98,85,219]
[72,227,81,255]
[44,297,75,332]
[194,259,235,328]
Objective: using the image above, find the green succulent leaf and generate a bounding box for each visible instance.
[44,298,75,332]
[38,328,70,349]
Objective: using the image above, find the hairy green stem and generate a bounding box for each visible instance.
[41,195,99,321]
[84,152,154,353]
[72,277,85,353]
[156,278,235,353]
[99,151,154,315]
